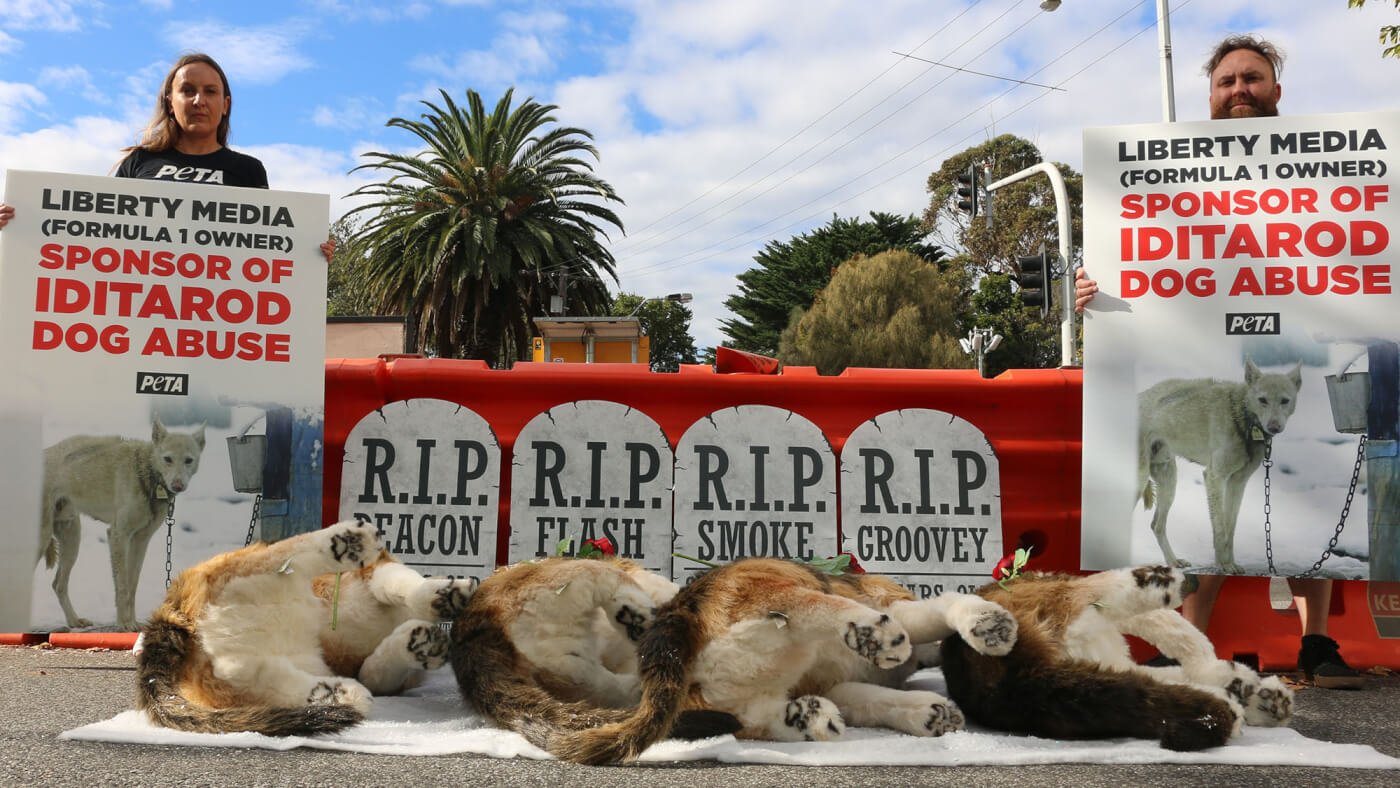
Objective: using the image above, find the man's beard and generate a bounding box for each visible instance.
[1212,94,1279,120]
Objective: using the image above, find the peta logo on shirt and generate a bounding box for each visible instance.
[153,165,226,184]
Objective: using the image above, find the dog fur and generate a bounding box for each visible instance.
[38,418,207,629]
[137,520,476,736]
[939,565,1293,751]
[453,557,1017,765]
[1137,360,1303,572]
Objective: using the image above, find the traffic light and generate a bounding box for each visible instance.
[1016,246,1052,319]
[955,164,979,218]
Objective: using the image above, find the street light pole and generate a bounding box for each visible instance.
[1156,0,1177,122]
[1044,1,1176,122]
[986,162,1075,367]
[626,292,693,316]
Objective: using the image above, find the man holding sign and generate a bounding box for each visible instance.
[1077,35,1368,689]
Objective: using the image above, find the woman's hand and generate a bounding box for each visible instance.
[0,202,14,230]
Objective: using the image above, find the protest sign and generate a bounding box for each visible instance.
[1,169,328,629]
[1080,111,1399,580]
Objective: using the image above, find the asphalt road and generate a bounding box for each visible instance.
[2,644,1395,787]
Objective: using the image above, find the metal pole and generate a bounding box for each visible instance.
[986,163,1075,367]
[1157,0,1176,122]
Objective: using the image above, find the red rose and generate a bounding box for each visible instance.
[583,537,616,557]
[840,552,866,574]
[992,553,1016,581]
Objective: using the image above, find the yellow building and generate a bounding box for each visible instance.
[531,317,650,364]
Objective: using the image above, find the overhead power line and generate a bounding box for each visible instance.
[889,51,1066,91]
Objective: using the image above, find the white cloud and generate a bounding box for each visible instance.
[306,0,434,23]
[0,81,46,134]
[37,65,89,88]
[0,117,131,200]
[0,30,20,55]
[409,8,569,87]
[160,20,313,84]
[311,96,393,133]
[2,1,93,32]
[35,65,110,105]
[243,143,370,220]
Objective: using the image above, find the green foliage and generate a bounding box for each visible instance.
[1349,0,1400,58]
[968,269,1057,375]
[923,134,1082,278]
[325,215,378,317]
[721,212,943,356]
[924,135,1082,370]
[609,293,699,372]
[346,88,623,367]
[778,250,971,375]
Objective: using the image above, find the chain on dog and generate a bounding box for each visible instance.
[1264,436,1366,577]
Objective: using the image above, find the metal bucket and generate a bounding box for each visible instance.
[1324,372,1370,434]
[226,434,267,493]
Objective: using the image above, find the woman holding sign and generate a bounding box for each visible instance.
[1,53,333,259]
[115,53,268,189]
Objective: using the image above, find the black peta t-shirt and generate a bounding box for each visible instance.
[115,147,269,189]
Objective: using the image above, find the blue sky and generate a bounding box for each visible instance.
[3,0,1398,350]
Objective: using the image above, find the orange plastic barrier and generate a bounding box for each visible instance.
[46,632,140,650]
[324,358,1084,575]
[322,357,1397,670]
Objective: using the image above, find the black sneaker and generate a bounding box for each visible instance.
[1298,634,1364,689]
[1144,653,1179,668]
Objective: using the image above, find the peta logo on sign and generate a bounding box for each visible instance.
[1224,313,1280,335]
[135,372,189,395]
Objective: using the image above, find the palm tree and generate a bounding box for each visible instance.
[347,88,623,365]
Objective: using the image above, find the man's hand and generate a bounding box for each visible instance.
[320,238,337,263]
[1074,267,1098,313]
[0,202,14,230]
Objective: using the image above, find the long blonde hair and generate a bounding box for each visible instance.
[125,53,233,153]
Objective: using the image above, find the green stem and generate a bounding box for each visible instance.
[331,572,342,631]
[672,552,720,568]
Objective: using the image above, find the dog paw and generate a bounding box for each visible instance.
[307,678,372,714]
[884,691,965,737]
[406,622,450,669]
[606,584,657,642]
[784,695,845,741]
[414,576,477,620]
[1220,561,1246,575]
[614,604,649,641]
[325,521,379,569]
[842,611,912,668]
[1244,676,1293,727]
[1222,694,1246,738]
[959,599,1017,656]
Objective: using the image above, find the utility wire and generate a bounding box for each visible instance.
[889,51,1066,90]
[611,1,989,248]
[625,0,1177,279]
[610,0,1030,262]
[529,0,1013,282]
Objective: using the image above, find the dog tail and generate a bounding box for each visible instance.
[451,598,735,766]
[450,612,735,764]
[136,620,363,736]
[939,630,1235,751]
[551,599,719,764]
